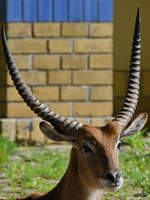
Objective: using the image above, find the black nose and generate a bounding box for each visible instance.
[105,171,122,183]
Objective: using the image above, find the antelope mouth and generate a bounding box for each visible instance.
[97,178,123,192]
[102,178,123,192]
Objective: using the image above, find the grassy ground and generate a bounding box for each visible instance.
[0,132,150,200]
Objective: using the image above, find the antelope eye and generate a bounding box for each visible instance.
[117,142,122,149]
[82,145,93,154]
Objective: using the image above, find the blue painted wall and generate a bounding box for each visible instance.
[0,0,113,22]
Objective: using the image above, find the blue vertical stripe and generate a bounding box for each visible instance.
[99,0,113,22]
[23,0,37,22]
[0,0,6,22]
[38,0,53,22]
[7,0,22,22]
[4,0,113,22]
[54,0,68,22]
[69,0,83,22]
[84,0,97,22]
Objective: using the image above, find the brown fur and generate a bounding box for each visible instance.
[1,111,147,200]
[14,113,148,200]
[18,123,122,200]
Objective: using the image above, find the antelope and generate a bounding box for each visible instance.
[1,8,148,200]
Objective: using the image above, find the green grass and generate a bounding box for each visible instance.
[0,133,150,200]
[0,135,17,164]
[0,145,69,199]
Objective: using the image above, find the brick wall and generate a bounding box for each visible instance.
[0,22,113,143]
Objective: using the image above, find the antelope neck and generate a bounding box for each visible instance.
[41,147,103,200]
[87,189,102,200]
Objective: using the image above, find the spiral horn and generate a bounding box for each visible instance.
[113,7,141,129]
[1,25,82,135]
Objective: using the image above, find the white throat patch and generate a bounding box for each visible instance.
[87,189,101,200]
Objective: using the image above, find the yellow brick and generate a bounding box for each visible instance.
[114,72,126,96]
[17,120,31,140]
[48,71,71,85]
[6,72,13,86]
[75,118,89,124]
[21,71,47,86]
[6,103,36,118]
[62,23,87,37]
[8,39,47,54]
[7,23,32,38]
[90,55,113,69]
[143,72,150,95]
[33,23,60,37]
[62,55,87,69]
[74,102,113,117]
[73,70,113,85]
[61,87,87,101]
[13,55,30,69]
[32,87,59,101]
[90,86,113,100]
[6,71,47,86]
[49,40,72,53]
[31,120,45,143]
[90,23,113,37]
[0,87,23,101]
[50,103,72,116]
[0,119,16,141]
[33,56,59,70]
[74,39,112,53]
[90,118,105,126]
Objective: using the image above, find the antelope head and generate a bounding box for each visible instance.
[1,7,148,199]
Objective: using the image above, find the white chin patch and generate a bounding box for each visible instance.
[100,178,123,192]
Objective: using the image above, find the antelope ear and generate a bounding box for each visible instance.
[121,113,148,138]
[39,121,77,143]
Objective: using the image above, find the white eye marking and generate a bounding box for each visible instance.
[117,141,121,150]
[115,137,121,152]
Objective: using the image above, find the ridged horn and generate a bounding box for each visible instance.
[1,25,82,134]
[113,7,141,128]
